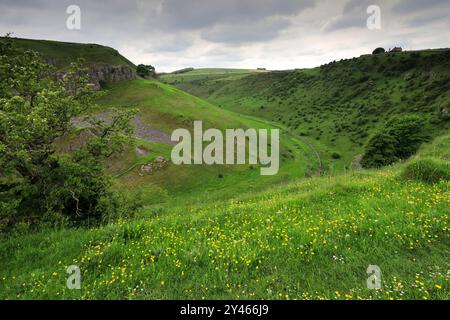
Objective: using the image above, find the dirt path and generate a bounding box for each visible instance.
[72,111,174,145]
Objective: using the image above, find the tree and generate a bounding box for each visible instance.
[361,133,398,168]
[0,36,137,226]
[372,47,386,55]
[362,115,428,168]
[136,64,156,78]
[384,115,429,159]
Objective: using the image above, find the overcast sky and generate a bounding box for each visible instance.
[1,0,449,72]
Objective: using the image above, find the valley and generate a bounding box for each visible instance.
[0,37,448,300]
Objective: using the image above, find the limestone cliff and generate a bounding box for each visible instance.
[88,64,136,90]
[56,64,136,90]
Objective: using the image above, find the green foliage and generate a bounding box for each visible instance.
[136,64,155,78]
[0,37,138,226]
[362,115,429,168]
[361,133,398,167]
[402,158,450,184]
[331,152,341,159]
[372,47,386,55]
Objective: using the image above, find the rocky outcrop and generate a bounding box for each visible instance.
[71,112,174,145]
[56,64,136,91]
[88,65,136,90]
[351,154,363,169]
[140,157,169,174]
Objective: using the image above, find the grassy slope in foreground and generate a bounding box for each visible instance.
[2,37,135,69]
[1,134,448,300]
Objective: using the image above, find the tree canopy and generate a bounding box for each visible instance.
[0,36,138,227]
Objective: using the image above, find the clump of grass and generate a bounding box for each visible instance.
[331,152,341,160]
[402,158,450,184]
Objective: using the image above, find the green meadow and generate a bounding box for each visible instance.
[1,134,448,300]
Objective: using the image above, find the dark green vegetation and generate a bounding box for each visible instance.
[1,37,135,70]
[162,49,450,170]
[0,37,138,227]
[0,39,449,300]
[372,47,386,55]
[361,114,429,167]
[136,64,156,78]
[403,158,449,184]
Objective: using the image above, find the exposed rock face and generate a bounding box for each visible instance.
[71,111,174,145]
[88,65,136,90]
[136,146,150,157]
[56,64,136,91]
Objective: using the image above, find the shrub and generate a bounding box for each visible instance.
[331,152,341,160]
[362,115,429,168]
[361,133,399,167]
[402,158,450,184]
[385,115,429,158]
[136,64,156,78]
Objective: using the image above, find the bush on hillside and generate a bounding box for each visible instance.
[362,115,429,168]
[136,64,156,78]
[361,133,399,167]
[331,152,341,160]
[402,158,450,184]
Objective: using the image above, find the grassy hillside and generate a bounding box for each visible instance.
[1,37,449,301]
[162,49,450,170]
[90,79,316,203]
[162,68,268,97]
[162,68,267,82]
[1,133,448,300]
[2,37,135,69]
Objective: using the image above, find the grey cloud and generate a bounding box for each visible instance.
[144,37,194,53]
[405,12,449,27]
[323,0,373,33]
[201,18,291,44]
[323,14,366,33]
[392,0,449,13]
[0,0,448,71]
[147,0,315,44]
[154,0,315,31]
[0,0,50,8]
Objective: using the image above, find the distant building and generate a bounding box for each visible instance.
[257,68,266,71]
[390,47,403,53]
